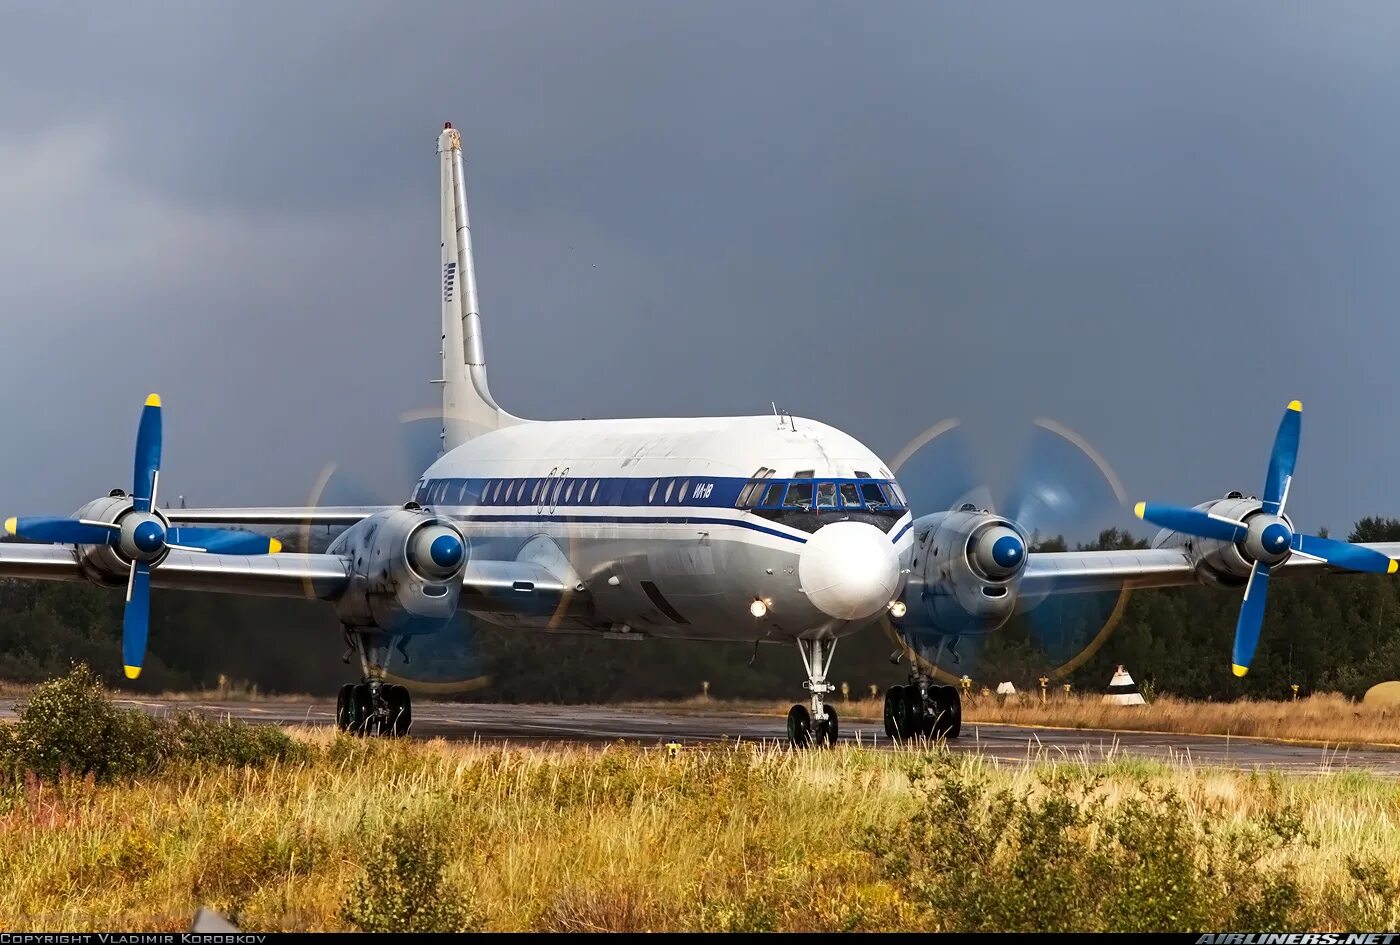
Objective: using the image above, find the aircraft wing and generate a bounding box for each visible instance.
[1022,541,1400,597]
[0,542,353,599]
[0,541,568,613]
[165,507,389,527]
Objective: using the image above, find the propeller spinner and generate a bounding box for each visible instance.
[1135,400,1397,678]
[4,395,282,679]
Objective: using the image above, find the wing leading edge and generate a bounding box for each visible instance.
[1022,541,1400,597]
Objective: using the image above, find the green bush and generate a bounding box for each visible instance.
[4,664,162,781]
[342,815,480,932]
[866,760,1304,932]
[0,664,304,782]
[168,712,306,768]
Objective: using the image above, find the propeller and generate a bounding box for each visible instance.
[4,394,282,679]
[1134,400,1397,678]
[889,416,1133,680]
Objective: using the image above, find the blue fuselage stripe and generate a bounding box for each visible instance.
[454,512,811,543]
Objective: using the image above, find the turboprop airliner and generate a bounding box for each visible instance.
[3,122,1398,746]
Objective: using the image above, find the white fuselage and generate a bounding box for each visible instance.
[414,414,914,643]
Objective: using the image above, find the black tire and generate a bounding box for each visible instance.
[941,685,962,739]
[883,686,903,739]
[349,683,373,736]
[816,706,839,747]
[386,684,413,736]
[786,704,813,748]
[903,686,925,739]
[336,684,354,731]
[929,685,963,739]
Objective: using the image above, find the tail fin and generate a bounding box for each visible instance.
[437,122,524,448]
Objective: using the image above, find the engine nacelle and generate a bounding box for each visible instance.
[897,507,1028,635]
[1150,493,1280,588]
[67,491,154,587]
[328,506,469,634]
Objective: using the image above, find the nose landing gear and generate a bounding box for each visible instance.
[788,638,840,748]
[335,630,413,737]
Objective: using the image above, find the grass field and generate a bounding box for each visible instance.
[3,731,1400,931]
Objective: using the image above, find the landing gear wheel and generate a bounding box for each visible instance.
[385,684,412,736]
[786,704,813,748]
[933,684,962,739]
[349,683,373,736]
[815,706,839,747]
[336,684,355,731]
[883,686,904,739]
[903,686,925,740]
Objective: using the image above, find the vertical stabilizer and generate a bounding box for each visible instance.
[437,122,524,447]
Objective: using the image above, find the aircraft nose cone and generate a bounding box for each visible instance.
[132,519,165,554]
[429,533,464,569]
[798,521,901,621]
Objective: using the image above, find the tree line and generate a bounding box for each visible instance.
[1,517,1398,702]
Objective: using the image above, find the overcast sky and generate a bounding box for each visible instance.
[2,2,1399,536]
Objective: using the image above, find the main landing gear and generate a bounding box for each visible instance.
[787,638,839,748]
[883,673,961,741]
[335,630,413,736]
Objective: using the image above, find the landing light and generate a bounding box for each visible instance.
[888,600,907,618]
[750,599,768,618]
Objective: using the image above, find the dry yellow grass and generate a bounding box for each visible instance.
[1,732,1398,931]
[632,692,1400,748]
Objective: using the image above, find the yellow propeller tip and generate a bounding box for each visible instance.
[124,665,141,680]
[1232,664,1249,678]
[1389,559,1398,575]
[1133,502,1146,519]
[144,393,161,407]
[1287,399,1302,412]
[269,537,283,554]
[3,517,15,535]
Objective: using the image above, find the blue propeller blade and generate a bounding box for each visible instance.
[1231,562,1272,677]
[1133,502,1246,543]
[1294,533,1398,574]
[167,527,282,555]
[4,516,116,545]
[1262,401,1301,515]
[132,394,162,513]
[123,561,151,680]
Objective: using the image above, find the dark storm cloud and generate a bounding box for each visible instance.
[2,1,1400,536]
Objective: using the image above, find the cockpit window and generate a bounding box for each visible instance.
[859,481,886,506]
[760,482,786,507]
[786,481,813,509]
[816,482,837,509]
[839,483,862,508]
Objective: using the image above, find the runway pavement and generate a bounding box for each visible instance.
[2,696,1394,774]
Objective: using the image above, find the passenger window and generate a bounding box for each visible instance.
[860,481,886,506]
[761,482,785,507]
[678,480,690,503]
[590,480,600,503]
[817,482,837,508]
[530,479,542,502]
[648,480,659,503]
[564,481,575,503]
[664,480,675,503]
[458,482,470,502]
[840,483,862,508]
[504,481,516,503]
[786,481,813,509]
